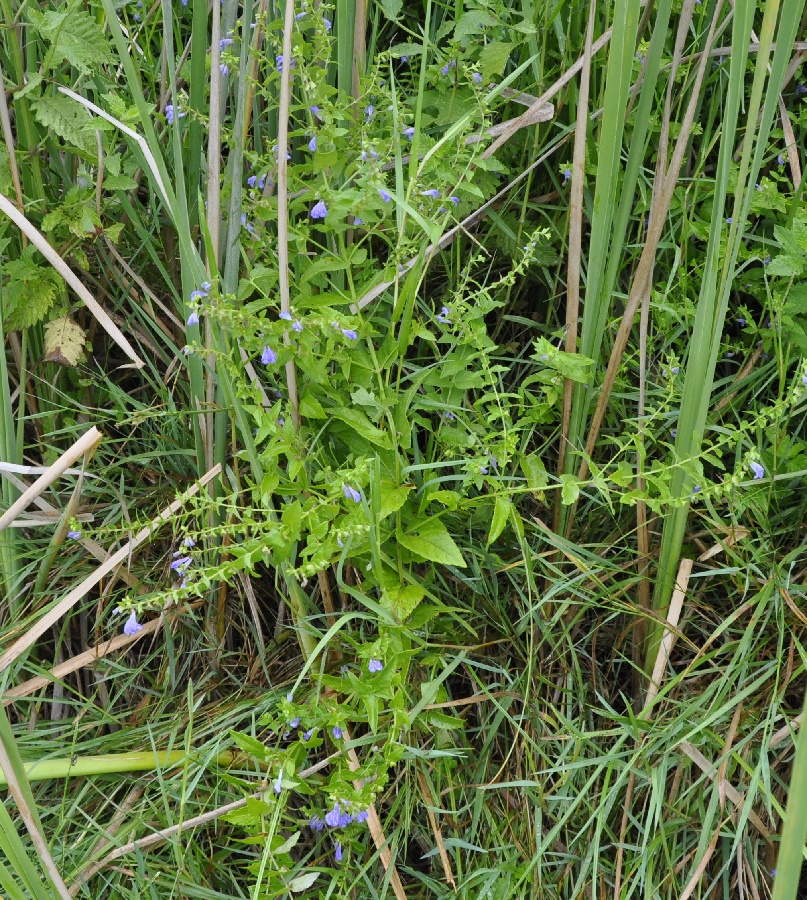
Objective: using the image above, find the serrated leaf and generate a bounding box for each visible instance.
[454,11,498,40]
[398,518,466,567]
[487,496,510,548]
[521,453,548,499]
[229,730,270,762]
[3,249,61,330]
[43,316,85,366]
[14,73,43,99]
[379,481,413,518]
[389,42,423,57]
[300,393,326,419]
[37,8,115,75]
[384,583,425,620]
[103,173,137,191]
[330,407,390,448]
[478,42,514,80]
[377,0,403,20]
[289,871,320,892]
[30,94,94,153]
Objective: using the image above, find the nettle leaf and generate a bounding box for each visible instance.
[478,42,514,80]
[30,95,94,153]
[398,517,466,567]
[455,11,498,40]
[43,316,86,366]
[36,8,115,75]
[3,248,61,330]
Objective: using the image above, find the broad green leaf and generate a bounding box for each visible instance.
[379,481,413,518]
[377,0,403,20]
[229,731,269,762]
[383,583,425,620]
[30,94,94,153]
[3,249,61,330]
[454,11,498,40]
[289,871,320,892]
[35,8,115,74]
[478,42,514,80]
[487,496,510,548]
[274,831,301,855]
[521,453,548,499]
[560,474,580,506]
[330,407,390,448]
[398,518,466,567]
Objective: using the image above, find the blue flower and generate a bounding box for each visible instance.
[691,485,701,494]
[325,803,341,827]
[332,725,344,739]
[750,461,765,480]
[247,173,267,190]
[302,729,314,741]
[420,189,440,198]
[726,217,732,224]
[737,316,747,326]
[803,374,807,387]
[443,411,456,421]
[219,63,229,76]
[187,311,200,326]
[778,154,785,165]
[190,288,208,302]
[310,105,322,119]
[67,529,82,540]
[378,188,391,203]
[403,126,415,139]
[219,37,234,50]
[364,105,374,121]
[165,104,176,124]
[441,64,450,75]
[182,345,193,356]
[341,328,358,340]
[563,168,572,183]
[288,716,300,728]
[279,310,292,321]
[240,212,254,233]
[796,84,807,95]
[353,217,364,226]
[368,658,383,673]
[311,200,328,219]
[342,484,361,503]
[292,320,303,332]
[171,555,192,574]
[323,17,331,30]
[262,346,277,365]
[123,611,143,636]
[671,366,679,374]
[334,841,343,862]
[338,810,353,827]
[276,55,284,72]
[183,537,195,548]
[273,772,283,794]
[310,815,324,831]
[436,306,451,324]
[449,195,460,205]
[308,135,317,152]
[133,13,141,21]
[356,810,369,823]
[295,11,306,19]
[472,72,482,83]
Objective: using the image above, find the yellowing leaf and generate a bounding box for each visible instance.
[43,316,86,367]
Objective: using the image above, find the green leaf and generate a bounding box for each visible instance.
[3,248,61,330]
[383,583,426,620]
[30,94,94,153]
[377,0,403,19]
[398,518,466,567]
[487,496,510,548]
[35,8,115,74]
[560,474,580,506]
[274,832,301,855]
[379,481,413,518]
[521,453,548,499]
[299,393,326,418]
[478,42,514,80]
[289,871,320,892]
[454,11,498,40]
[14,73,43,99]
[330,407,390,448]
[229,731,269,762]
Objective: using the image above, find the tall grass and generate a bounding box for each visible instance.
[0,0,806,897]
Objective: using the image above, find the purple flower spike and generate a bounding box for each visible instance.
[279,310,292,321]
[750,461,765,480]
[123,611,143,636]
[332,725,344,739]
[187,311,200,326]
[355,810,369,823]
[67,529,82,540]
[335,841,343,862]
[378,188,391,203]
[311,200,328,219]
[420,189,440,198]
[368,658,383,673]
[310,815,324,831]
[166,104,175,124]
[341,328,358,340]
[276,55,284,72]
[262,346,277,365]
[308,135,317,152]
[342,484,361,503]
[325,804,341,827]
[338,811,353,827]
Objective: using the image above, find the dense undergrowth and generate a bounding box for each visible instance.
[1,0,807,897]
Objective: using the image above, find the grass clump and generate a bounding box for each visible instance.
[1,0,807,898]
